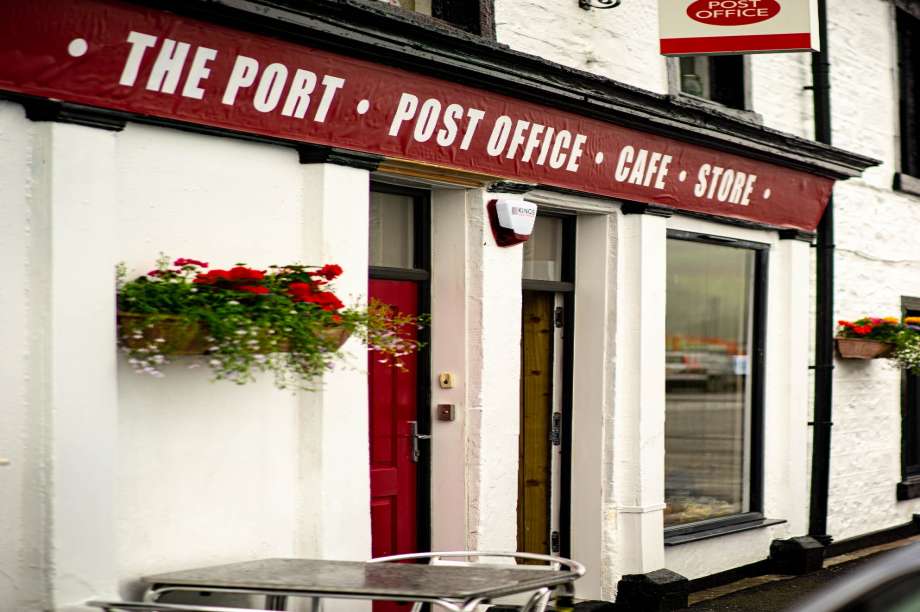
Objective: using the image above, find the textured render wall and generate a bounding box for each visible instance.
[825,0,920,540]
[493,0,668,94]
[0,102,47,611]
[465,190,524,551]
[114,124,305,593]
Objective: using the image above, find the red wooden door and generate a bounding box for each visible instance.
[368,279,419,566]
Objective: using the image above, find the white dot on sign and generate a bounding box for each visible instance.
[679,170,687,182]
[356,99,370,115]
[763,188,772,199]
[594,151,604,164]
[67,38,88,57]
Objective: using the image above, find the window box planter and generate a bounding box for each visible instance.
[835,337,895,359]
[117,312,351,356]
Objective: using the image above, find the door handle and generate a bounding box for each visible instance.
[408,420,431,463]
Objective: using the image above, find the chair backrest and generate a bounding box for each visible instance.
[86,600,273,612]
[367,551,585,612]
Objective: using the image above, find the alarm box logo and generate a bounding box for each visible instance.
[686,0,781,26]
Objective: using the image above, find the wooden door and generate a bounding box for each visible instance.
[368,278,419,561]
[518,290,556,555]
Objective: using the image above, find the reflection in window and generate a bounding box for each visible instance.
[678,55,746,110]
[369,191,414,268]
[522,216,563,282]
[665,239,755,527]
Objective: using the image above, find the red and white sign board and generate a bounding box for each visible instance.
[0,0,834,231]
[659,0,820,55]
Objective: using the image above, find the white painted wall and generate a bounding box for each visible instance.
[2,114,373,610]
[0,101,48,612]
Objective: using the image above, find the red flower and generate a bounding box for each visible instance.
[194,269,231,284]
[227,266,265,282]
[194,267,264,285]
[853,325,873,335]
[238,285,269,294]
[288,281,316,300]
[174,258,209,268]
[316,264,343,280]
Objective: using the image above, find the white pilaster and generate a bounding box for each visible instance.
[570,213,618,600]
[30,120,121,609]
[612,211,668,578]
[465,190,523,551]
[296,163,371,561]
[430,188,470,551]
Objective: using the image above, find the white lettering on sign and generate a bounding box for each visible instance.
[388,93,486,150]
[117,31,346,122]
[694,163,757,206]
[613,146,673,189]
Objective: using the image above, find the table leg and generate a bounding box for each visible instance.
[265,594,288,610]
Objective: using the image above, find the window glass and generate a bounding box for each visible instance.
[522,216,563,282]
[897,8,920,177]
[369,191,415,268]
[377,0,432,15]
[665,239,756,527]
[678,55,746,110]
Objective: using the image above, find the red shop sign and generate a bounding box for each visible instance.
[0,0,832,231]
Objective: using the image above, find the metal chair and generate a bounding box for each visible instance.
[87,601,273,612]
[367,551,585,612]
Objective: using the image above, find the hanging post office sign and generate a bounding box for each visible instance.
[659,0,821,55]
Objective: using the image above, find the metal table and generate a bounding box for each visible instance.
[143,558,581,612]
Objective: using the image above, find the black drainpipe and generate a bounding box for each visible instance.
[808,0,834,547]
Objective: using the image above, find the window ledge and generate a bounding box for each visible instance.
[664,517,786,546]
[897,477,920,501]
[894,173,920,198]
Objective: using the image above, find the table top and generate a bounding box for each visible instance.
[143,558,578,601]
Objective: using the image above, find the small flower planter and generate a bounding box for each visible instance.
[835,337,895,359]
[117,312,351,356]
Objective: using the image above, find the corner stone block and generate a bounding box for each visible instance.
[614,568,689,612]
[770,536,825,575]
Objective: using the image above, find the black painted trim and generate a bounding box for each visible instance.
[558,215,577,559]
[687,559,773,592]
[368,266,429,281]
[21,98,126,131]
[825,515,920,558]
[369,182,432,553]
[299,145,382,171]
[124,0,877,179]
[665,516,786,546]
[897,478,920,501]
[779,229,817,243]
[894,173,920,198]
[522,279,575,293]
[620,201,674,217]
[488,181,538,194]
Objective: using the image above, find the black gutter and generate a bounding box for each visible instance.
[808,0,834,547]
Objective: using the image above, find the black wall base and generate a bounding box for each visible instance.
[613,569,689,612]
[769,536,826,575]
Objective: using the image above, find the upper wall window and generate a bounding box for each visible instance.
[664,232,767,529]
[897,5,920,185]
[670,55,750,112]
[375,0,494,37]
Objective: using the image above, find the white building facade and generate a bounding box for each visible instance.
[1,0,912,611]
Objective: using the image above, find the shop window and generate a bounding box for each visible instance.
[664,232,767,535]
[670,55,750,111]
[896,4,920,195]
[899,297,920,500]
[523,216,564,283]
[375,0,495,37]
